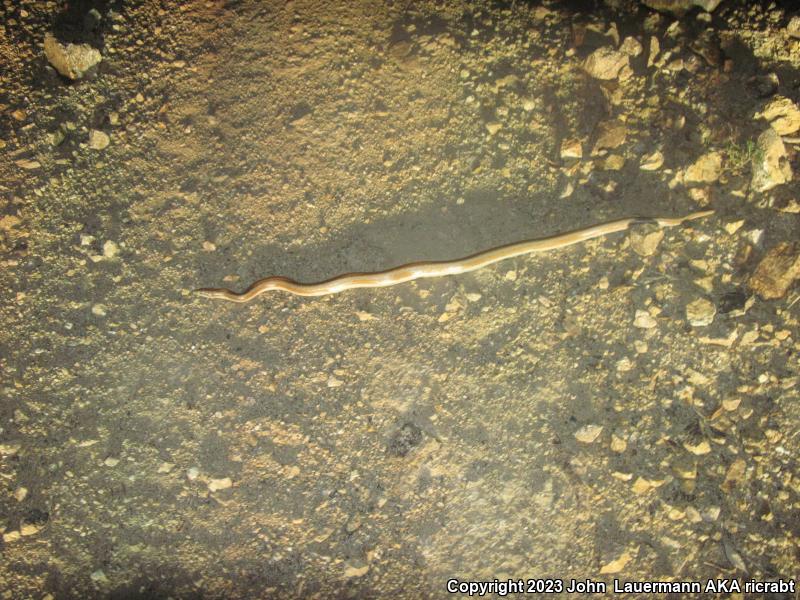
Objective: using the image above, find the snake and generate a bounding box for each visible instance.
[196,210,713,303]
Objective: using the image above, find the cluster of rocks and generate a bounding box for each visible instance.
[572,2,800,302]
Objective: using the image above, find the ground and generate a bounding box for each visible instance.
[1,0,799,598]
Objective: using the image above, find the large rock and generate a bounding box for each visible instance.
[751,127,792,193]
[583,47,629,80]
[755,96,800,136]
[44,34,102,79]
[684,151,722,184]
[749,243,800,300]
[642,0,723,16]
[787,16,800,39]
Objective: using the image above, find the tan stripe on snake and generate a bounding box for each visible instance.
[196,210,713,302]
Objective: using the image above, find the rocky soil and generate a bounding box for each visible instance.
[1,0,799,598]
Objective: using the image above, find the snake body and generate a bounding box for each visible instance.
[196,210,713,302]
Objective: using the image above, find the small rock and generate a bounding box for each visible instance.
[723,220,745,235]
[619,36,643,57]
[102,240,119,258]
[15,159,41,170]
[88,130,110,150]
[610,435,627,453]
[751,127,792,192]
[787,16,800,39]
[560,138,582,159]
[91,304,107,317]
[683,439,711,455]
[14,487,28,502]
[686,298,716,326]
[721,458,747,492]
[602,155,625,170]
[103,457,119,467]
[647,36,660,67]
[208,477,232,492]
[90,570,109,583]
[3,531,21,544]
[344,563,370,578]
[187,467,200,480]
[592,120,627,154]
[776,199,800,214]
[684,151,722,184]
[748,243,800,300]
[44,34,102,80]
[20,522,43,536]
[630,228,664,257]
[485,122,502,135]
[633,309,657,329]
[616,357,634,372]
[755,96,800,135]
[574,424,603,443]
[583,47,629,80]
[599,550,634,574]
[639,150,664,170]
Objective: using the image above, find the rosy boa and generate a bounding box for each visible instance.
[196,210,713,303]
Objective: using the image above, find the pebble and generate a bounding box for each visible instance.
[610,435,627,452]
[751,127,792,192]
[683,439,711,455]
[602,155,625,170]
[583,47,629,80]
[574,424,603,443]
[686,298,716,326]
[102,240,119,258]
[187,467,200,480]
[748,242,800,300]
[723,220,745,235]
[633,309,657,329]
[599,550,633,574]
[3,530,21,543]
[103,457,119,467]
[647,36,660,67]
[14,487,27,502]
[20,522,43,536]
[207,477,232,492]
[560,138,582,159]
[344,563,370,578]
[88,130,110,150]
[90,570,109,583]
[91,304,107,317]
[616,357,634,372]
[639,150,664,171]
[485,122,502,135]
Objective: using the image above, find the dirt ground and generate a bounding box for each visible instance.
[1,0,799,598]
